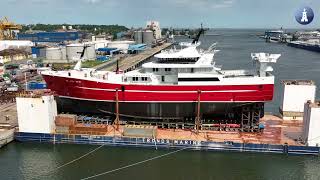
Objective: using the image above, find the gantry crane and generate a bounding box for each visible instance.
[0,17,22,40]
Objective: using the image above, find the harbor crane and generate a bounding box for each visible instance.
[0,17,22,40]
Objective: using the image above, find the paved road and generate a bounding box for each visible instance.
[93,54,126,71]
[104,43,172,72]
[93,43,172,72]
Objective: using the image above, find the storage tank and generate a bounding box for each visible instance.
[61,46,67,60]
[39,48,46,58]
[66,43,96,62]
[134,31,143,44]
[46,47,62,60]
[85,43,96,60]
[143,30,155,45]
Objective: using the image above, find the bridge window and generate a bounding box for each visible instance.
[152,68,159,72]
[165,68,171,72]
[178,77,220,81]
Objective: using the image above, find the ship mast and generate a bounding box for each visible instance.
[192,23,205,44]
[74,44,89,71]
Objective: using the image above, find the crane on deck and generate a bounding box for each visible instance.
[0,17,22,40]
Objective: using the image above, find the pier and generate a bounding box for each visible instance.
[96,43,172,72]
[0,103,17,148]
[0,129,14,148]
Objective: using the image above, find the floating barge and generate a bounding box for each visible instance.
[14,114,320,155]
[287,41,320,53]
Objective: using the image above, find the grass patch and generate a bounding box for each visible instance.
[52,63,74,70]
[81,60,104,68]
[51,60,105,70]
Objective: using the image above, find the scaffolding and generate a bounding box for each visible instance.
[241,103,263,132]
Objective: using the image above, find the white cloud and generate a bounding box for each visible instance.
[84,0,101,4]
[171,0,234,9]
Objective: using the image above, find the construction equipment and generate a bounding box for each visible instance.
[0,17,22,40]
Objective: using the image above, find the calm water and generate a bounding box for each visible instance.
[1,142,320,180]
[1,29,320,180]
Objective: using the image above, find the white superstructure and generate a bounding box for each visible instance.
[122,42,279,86]
[42,41,280,87]
[16,95,57,133]
[303,101,320,146]
[280,80,316,120]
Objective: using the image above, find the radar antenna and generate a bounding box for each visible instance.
[192,23,206,44]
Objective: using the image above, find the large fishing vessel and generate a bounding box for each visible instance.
[42,31,280,120]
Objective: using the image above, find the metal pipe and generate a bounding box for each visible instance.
[195,90,201,133]
[114,88,120,130]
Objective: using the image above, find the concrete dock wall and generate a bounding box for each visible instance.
[0,129,14,148]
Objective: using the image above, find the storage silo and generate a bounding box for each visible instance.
[134,31,143,44]
[66,43,96,62]
[143,30,155,45]
[46,47,62,61]
[61,46,67,60]
[66,44,83,62]
[85,43,96,60]
[39,47,46,58]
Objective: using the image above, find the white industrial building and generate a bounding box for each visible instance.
[92,40,110,50]
[280,80,316,120]
[0,40,34,51]
[16,95,57,134]
[302,101,320,146]
[146,21,162,39]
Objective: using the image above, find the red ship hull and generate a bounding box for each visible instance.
[43,75,273,102]
[43,75,272,118]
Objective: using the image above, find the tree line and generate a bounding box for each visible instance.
[21,24,128,35]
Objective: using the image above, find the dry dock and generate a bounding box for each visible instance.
[16,114,317,155]
[102,43,172,72]
[60,115,303,146]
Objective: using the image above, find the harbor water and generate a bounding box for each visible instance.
[2,29,320,179]
[1,142,320,180]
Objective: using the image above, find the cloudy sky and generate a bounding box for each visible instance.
[1,0,320,28]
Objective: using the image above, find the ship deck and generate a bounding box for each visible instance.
[67,115,303,146]
[15,114,316,155]
[157,115,302,145]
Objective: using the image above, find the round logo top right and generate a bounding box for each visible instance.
[295,6,314,25]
